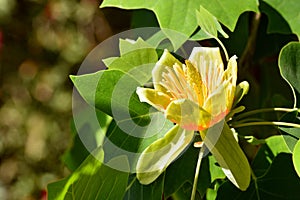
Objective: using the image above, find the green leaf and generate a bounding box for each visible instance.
[279,42,300,96]
[71,70,123,116]
[201,122,251,191]
[100,0,259,39]
[47,148,129,200]
[196,6,228,39]
[136,125,194,185]
[208,156,226,182]
[282,134,298,152]
[62,122,92,172]
[103,117,174,171]
[124,174,164,200]
[107,40,158,82]
[293,140,300,178]
[279,110,300,151]
[216,153,300,200]
[119,38,155,56]
[71,38,159,118]
[63,110,112,171]
[263,0,300,39]
[251,135,292,177]
[260,1,292,35]
[265,135,291,155]
[71,69,152,125]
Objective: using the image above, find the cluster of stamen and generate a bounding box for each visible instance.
[160,63,195,102]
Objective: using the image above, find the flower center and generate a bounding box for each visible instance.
[160,63,202,104]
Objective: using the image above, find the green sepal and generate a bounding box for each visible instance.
[232,81,249,108]
[200,122,251,191]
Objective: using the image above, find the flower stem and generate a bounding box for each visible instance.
[231,121,300,129]
[191,144,206,200]
[234,108,299,121]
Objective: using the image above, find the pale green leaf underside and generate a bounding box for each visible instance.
[101,0,258,38]
[278,42,300,107]
[136,124,194,184]
[196,6,229,38]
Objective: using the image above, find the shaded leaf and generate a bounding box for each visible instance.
[251,135,291,178]
[260,1,292,35]
[63,110,112,171]
[124,174,164,200]
[48,148,129,200]
[263,0,300,38]
[102,118,174,171]
[217,153,300,200]
[164,145,211,198]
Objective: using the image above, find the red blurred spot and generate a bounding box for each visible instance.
[40,189,47,200]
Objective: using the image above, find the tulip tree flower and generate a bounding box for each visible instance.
[136,47,251,191]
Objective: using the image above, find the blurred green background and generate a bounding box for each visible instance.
[0,0,132,199]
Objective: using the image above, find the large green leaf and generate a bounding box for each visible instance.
[71,68,154,129]
[216,153,300,200]
[47,148,129,200]
[279,42,300,96]
[100,0,259,38]
[124,174,164,200]
[63,109,112,171]
[263,0,300,38]
[260,1,292,35]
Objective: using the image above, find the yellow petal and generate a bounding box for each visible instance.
[152,49,182,92]
[136,87,171,112]
[223,55,237,85]
[165,99,212,130]
[203,84,227,117]
[188,47,224,75]
[222,56,238,110]
[188,47,224,100]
